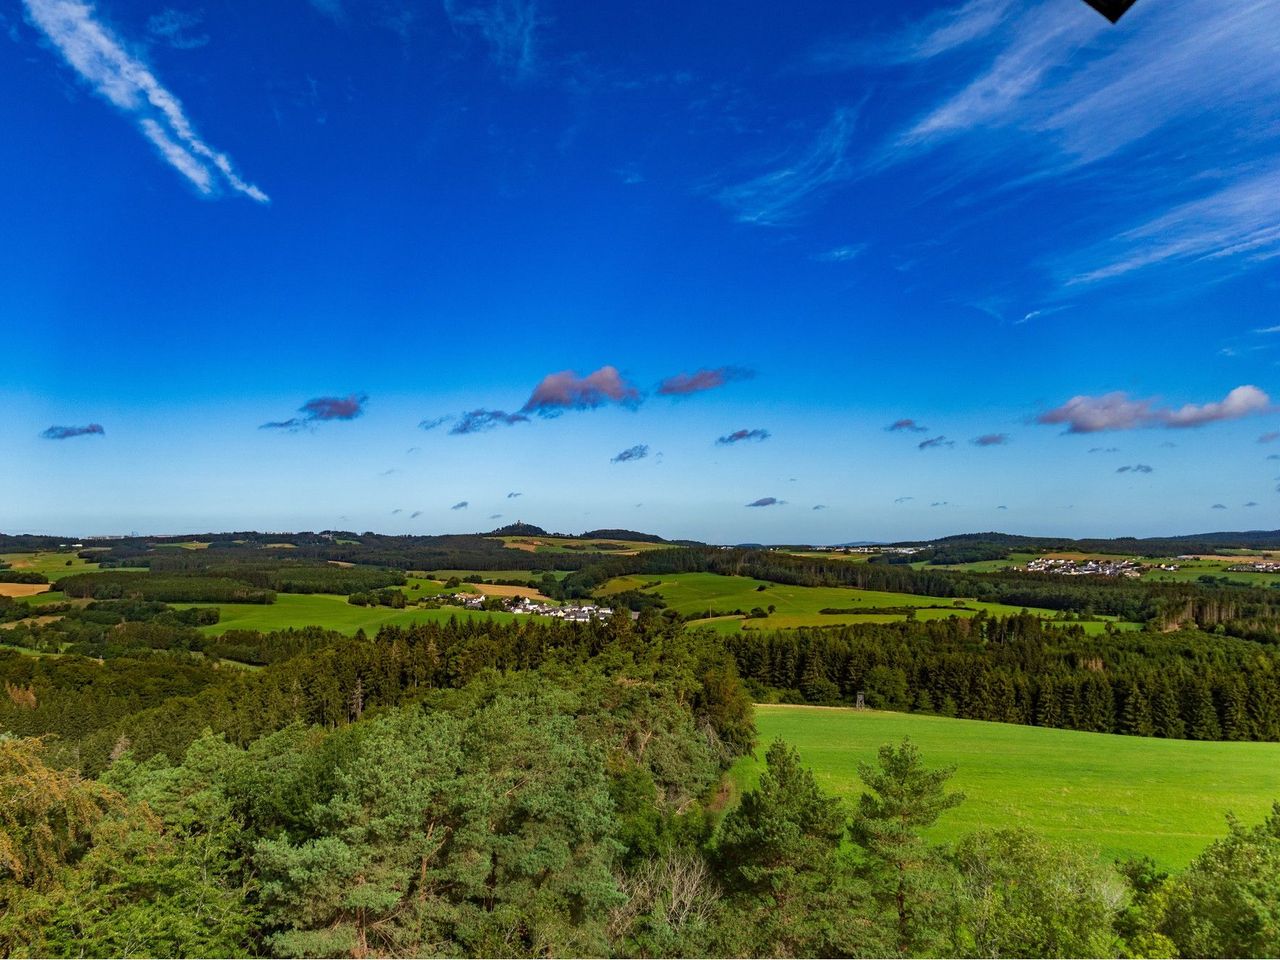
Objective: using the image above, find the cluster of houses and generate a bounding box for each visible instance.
[448,592,620,621]
[1022,557,1146,578]
[1227,561,1280,573]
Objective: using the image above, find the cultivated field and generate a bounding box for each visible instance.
[492,535,669,555]
[732,704,1280,868]
[597,572,1136,634]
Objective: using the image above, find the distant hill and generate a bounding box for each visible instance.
[484,522,552,537]
[889,530,1280,554]
[579,528,668,543]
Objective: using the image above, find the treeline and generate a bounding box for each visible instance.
[147,554,407,594]
[0,570,48,584]
[3,712,1276,958]
[719,613,1280,741]
[55,571,276,604]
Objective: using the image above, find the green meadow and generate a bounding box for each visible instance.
[598,571,1136,634]
[173,593,544,635]
[732,704,1280,869]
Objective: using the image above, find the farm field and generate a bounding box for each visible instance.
[493,535,669,555]
[1,550,103,579]
[597,572,1137,633]
[732,704,1280,869]
[172,593,544,635]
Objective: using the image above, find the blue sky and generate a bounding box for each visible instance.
[3,0,1279,542]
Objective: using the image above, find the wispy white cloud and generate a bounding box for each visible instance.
[814,243,867,263]
[860,0,1280,284]
[717,107,858,225]
[23,0,267,201]
[443,0,539,81]
[145,8,208,49]
[1064,165,1280,285]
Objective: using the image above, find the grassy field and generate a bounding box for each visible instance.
[173,593,544,636]
[598,572,1136,634]
[1,550,102,579]
[732,704,1280,869]
[493,535,669,555]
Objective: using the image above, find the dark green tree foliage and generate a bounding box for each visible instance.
[717,740,883,956]
[55,571,276,604]
[720,613,1280,741]
[851,737,965,955]
[1157,803,1280,957]
[947,829,1125,957]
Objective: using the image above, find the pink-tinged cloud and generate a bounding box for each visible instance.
[42,423,105,440]
[656,365,754,397]
[1039,385,1270,433]
[887,418,928,432]
[972,433,1010,447]
[1260,431,1280,443]
[262,393,367,430]
[521,365,641,414]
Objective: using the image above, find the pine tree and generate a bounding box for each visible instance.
[850,738,965,955]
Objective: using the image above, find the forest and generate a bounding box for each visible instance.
[1,612,1277,957]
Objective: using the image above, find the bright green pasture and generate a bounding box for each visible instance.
[173,593,545,636]
[1,551,101,579]
[733,704,1280,869]
[599,572,1134,633]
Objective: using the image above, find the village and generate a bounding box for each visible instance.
[1021,556,1154,577]
[447,591,623,621]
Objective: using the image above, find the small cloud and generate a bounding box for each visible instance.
[717,428,770,445]
[997,505,1008,510]
[41,423,104,440]
[146,8,208,48]
[893,496,914,503]
[887,418,928,433]
[450,409,529,434]
[380,468,397,476]
[918,436,954,450]
[391,508,402,514]
[812,504,828,511]
[410,510,422,519]
[1116,464,1154,474]
[522,365,641,415]
[1245,501,1259,507]
[1159,441,1178,449]
[746,497,783,507]
[489,513,502,519]
[1088,447,1120,453]
[611,444,649,463]
[657,366,754,397]
[1038,386,1270,433]
[451,501,469,510]
[971,433,1009,447]
[261,393,367,431]
[814,243,867,263]
[507,491,522,498]
[419,416,450,431]
[930,501,949,507]
[1260,431,1280,444]
[1267,454,1280,461]
[1255,326,1280,334]
[406,446,421,454]
[1211,503,1227,509]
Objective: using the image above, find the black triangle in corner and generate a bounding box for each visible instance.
[1082,0,1138,22]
